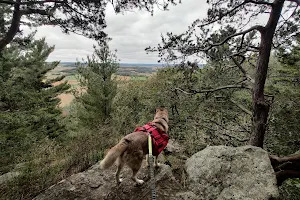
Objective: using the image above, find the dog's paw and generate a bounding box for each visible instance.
[117,178,123,185]
[136,179,144,185]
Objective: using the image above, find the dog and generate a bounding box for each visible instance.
[99,108,169,185]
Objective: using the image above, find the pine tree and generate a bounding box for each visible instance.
[74,40,119,129]
[266,37,300,155]
[0,36,70,169]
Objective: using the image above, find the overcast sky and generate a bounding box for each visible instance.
[22,0,208,63]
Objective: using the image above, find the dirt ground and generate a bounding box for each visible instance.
[57,93,74,108]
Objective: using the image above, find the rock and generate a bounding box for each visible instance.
[0,171,21,185]
[33,161,184,200]
[165,139,183,154]
[175,191,198,200]
[33,145,280,200]
[185,145,279,200]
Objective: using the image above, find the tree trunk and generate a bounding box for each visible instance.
[250,0,285,147]
[0,0,21,52]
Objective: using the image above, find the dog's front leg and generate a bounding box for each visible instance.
[154,156,160,168]
[147,155,160,168]
[146,154,149,167]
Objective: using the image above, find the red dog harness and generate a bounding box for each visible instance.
[134,122,169,156]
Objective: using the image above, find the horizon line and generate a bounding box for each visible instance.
[52,61,206,65]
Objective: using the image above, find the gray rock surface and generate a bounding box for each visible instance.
[33,145,280,200]
[185,145,279,200]
[166,139,184,153]
[0,171,21,185]
[33,161,183,200]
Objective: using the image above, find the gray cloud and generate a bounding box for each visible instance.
[23,0,207,63]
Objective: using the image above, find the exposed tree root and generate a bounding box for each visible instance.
[270,154,300,185]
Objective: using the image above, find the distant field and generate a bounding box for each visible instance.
[130,76,148,81]
[64,75,78,81]
[48,64,154,108]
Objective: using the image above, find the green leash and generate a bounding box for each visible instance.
[148,134,157,200]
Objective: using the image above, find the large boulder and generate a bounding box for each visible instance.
[185,145,279,200]
[33,161,183,200]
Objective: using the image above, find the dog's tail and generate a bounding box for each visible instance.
[100,139,128,169]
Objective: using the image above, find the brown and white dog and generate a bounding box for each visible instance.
[99,108,169,185]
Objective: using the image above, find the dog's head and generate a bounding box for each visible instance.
[154,107,169,123]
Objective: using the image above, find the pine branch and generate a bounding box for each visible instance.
[198,1,249,27]
[187,25,265,53]
[46,75,66,85]
[198,0,272,28]
[0,0,65,5]
[175,84,251,95]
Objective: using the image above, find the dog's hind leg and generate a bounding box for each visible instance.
[130,158,144,185]
[116,157,124,185]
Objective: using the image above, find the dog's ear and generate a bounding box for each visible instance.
[156,107,163,112]
[156,107,167,113]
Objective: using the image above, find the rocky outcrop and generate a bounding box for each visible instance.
[33,161,183,200]
[185,145,279,200]
[34,145,279,200]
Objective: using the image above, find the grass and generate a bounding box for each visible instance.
[64,74,78,81]
[0,125,117,200]
[130,76,148,81]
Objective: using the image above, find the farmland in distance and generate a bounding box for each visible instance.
[48,63,162,109]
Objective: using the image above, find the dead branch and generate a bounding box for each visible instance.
[175,84,251,95]
[229,99,252,116]
[230,56,255,83]
[21,9,50,15]
[247,0,273,6]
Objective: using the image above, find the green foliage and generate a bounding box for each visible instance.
[0,126,114,200]
[265,40,300,156]
[113,64,252,155]
[146,0,298,63]
[0,37,69,172]
[0,2,299,198]
[73,41,119,129]
[279,179,300,200]
[112,81,146,135]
